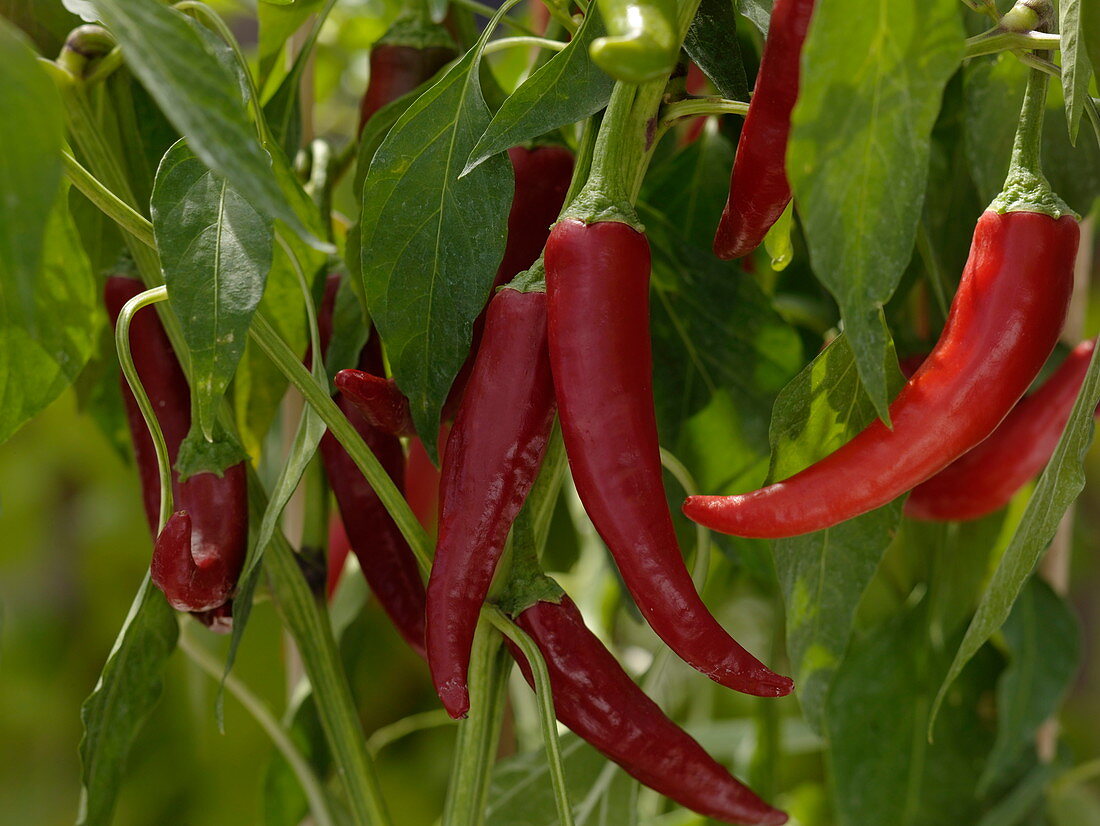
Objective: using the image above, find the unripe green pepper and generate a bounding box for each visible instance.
[590,0,680,84]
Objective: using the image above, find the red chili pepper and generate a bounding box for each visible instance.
[713,0,815,260]
[906,339,1097,522]
[105,277,248,614]
[544,218,793,697]
[317,276,427,654]
[359,42,456,132]
[685,211,1078,537]
[508,595,788,825]
[335,370,416,437]
[426,288,556,718]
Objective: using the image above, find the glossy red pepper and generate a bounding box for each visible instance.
[317,276,426,654]
[359,43,456,132]
[544,218,792,697]
[426,288,556,718]
[686,211,1078,537]
[335,370,416,437]
[106,277,248,613]
[713,0,816,260]
[906,339,1096,522]
[508,595,788,825]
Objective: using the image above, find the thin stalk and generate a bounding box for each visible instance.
[486,606,575,826]
[367,710,456,756]
[260,492,394,826]
[964,29,1060,58]
[178,627,336,826]
[483,36,567,55]
[115,287,174,530]
[661,97,749,123]
[62,151,156,249]
[441,624,511,826]
[248,313,433,572]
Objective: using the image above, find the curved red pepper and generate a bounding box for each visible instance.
[686,212,1078,537]
[509,596,788,825]
[105,277,248,613]
[544,218,792,697]
[426,288,556,718]
[335,370,415,437]
[713,0,816,260]
[317,276,427,655]
[359,43,456,132]
[906,338,1096,522]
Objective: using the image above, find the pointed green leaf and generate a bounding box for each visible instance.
[1059,0,1091,144]
[361,11,515,458]
[151,139,273,444]
[788,0,963,419]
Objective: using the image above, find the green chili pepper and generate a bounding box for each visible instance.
[589,0,680,84]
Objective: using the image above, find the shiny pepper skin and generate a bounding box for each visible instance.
[359,44,455,132]
[105,277,248,614]
[906,338,1097,522]
[509,596,788,825]
[713,0,816,260]
[426,289,556,718]
[317,276,426,654]
[686,211,1079,538]
[545,218,793,697]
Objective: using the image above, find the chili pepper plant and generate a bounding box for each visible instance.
[4,0,1100,823]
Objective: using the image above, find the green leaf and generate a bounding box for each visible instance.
[684,0,750,102]
[964,55,1027,205]
[977,762,1055,826]
[1059,0,1091,144]
[740,0,772,35]
[151,139,274,443]
[932,342,1100,734]
[77,577,179,826]
[767,333,905,731]
[763,200,794,271]
[641,205,802,494]
[464,7,612,174]
[486,734,639,826]
[1084,0,1100,94]
[774,503,901,733]
[788,0,963,420]
[258,0,325,86]
[827,604,1000,826]
[0,182,97,446]
[360,14,515,458]
[90,0,325,250]
[980,578,1080,792]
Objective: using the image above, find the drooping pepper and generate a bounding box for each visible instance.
[106,277,248,614]
[906,339,1097,522]
[508,593,789,825]
[426,287,557,718]
[316,275,427,655]
[590,0,681,84]
[713,0,816,260]
[686,67,1078,539]
[544,218,793,697]
[359,19,456,132]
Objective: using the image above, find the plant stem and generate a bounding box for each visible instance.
[661,97,750,122]
[441,623,510,826]
[964,29,1060,58]
[248,313,433,572]
[178,627,336,826]
[260,491,394,826]
[367,710,457,756]
[115,287,174,530]
[486,606,575,826]
[62,151,156,248]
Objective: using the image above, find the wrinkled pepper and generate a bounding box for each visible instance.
[106,277,248,615]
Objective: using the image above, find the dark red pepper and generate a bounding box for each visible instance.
[906,339,1097,522]
[508,595,788,825]
[359,42,456,132]
[406,427,448,539]
[685,212,1078,537]
[544,218,793,697]
[106,277,248,614]
[713,0,816,260]
[316,275,427,655]
[426,288,556,718]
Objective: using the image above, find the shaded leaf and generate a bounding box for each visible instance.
[1059,0,1090,144]
[684,0,750,102]
[77,578,178,826]
[788,0,963,419]
[90,0,323,249]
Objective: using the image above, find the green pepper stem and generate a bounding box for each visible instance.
[115,287,175,529]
